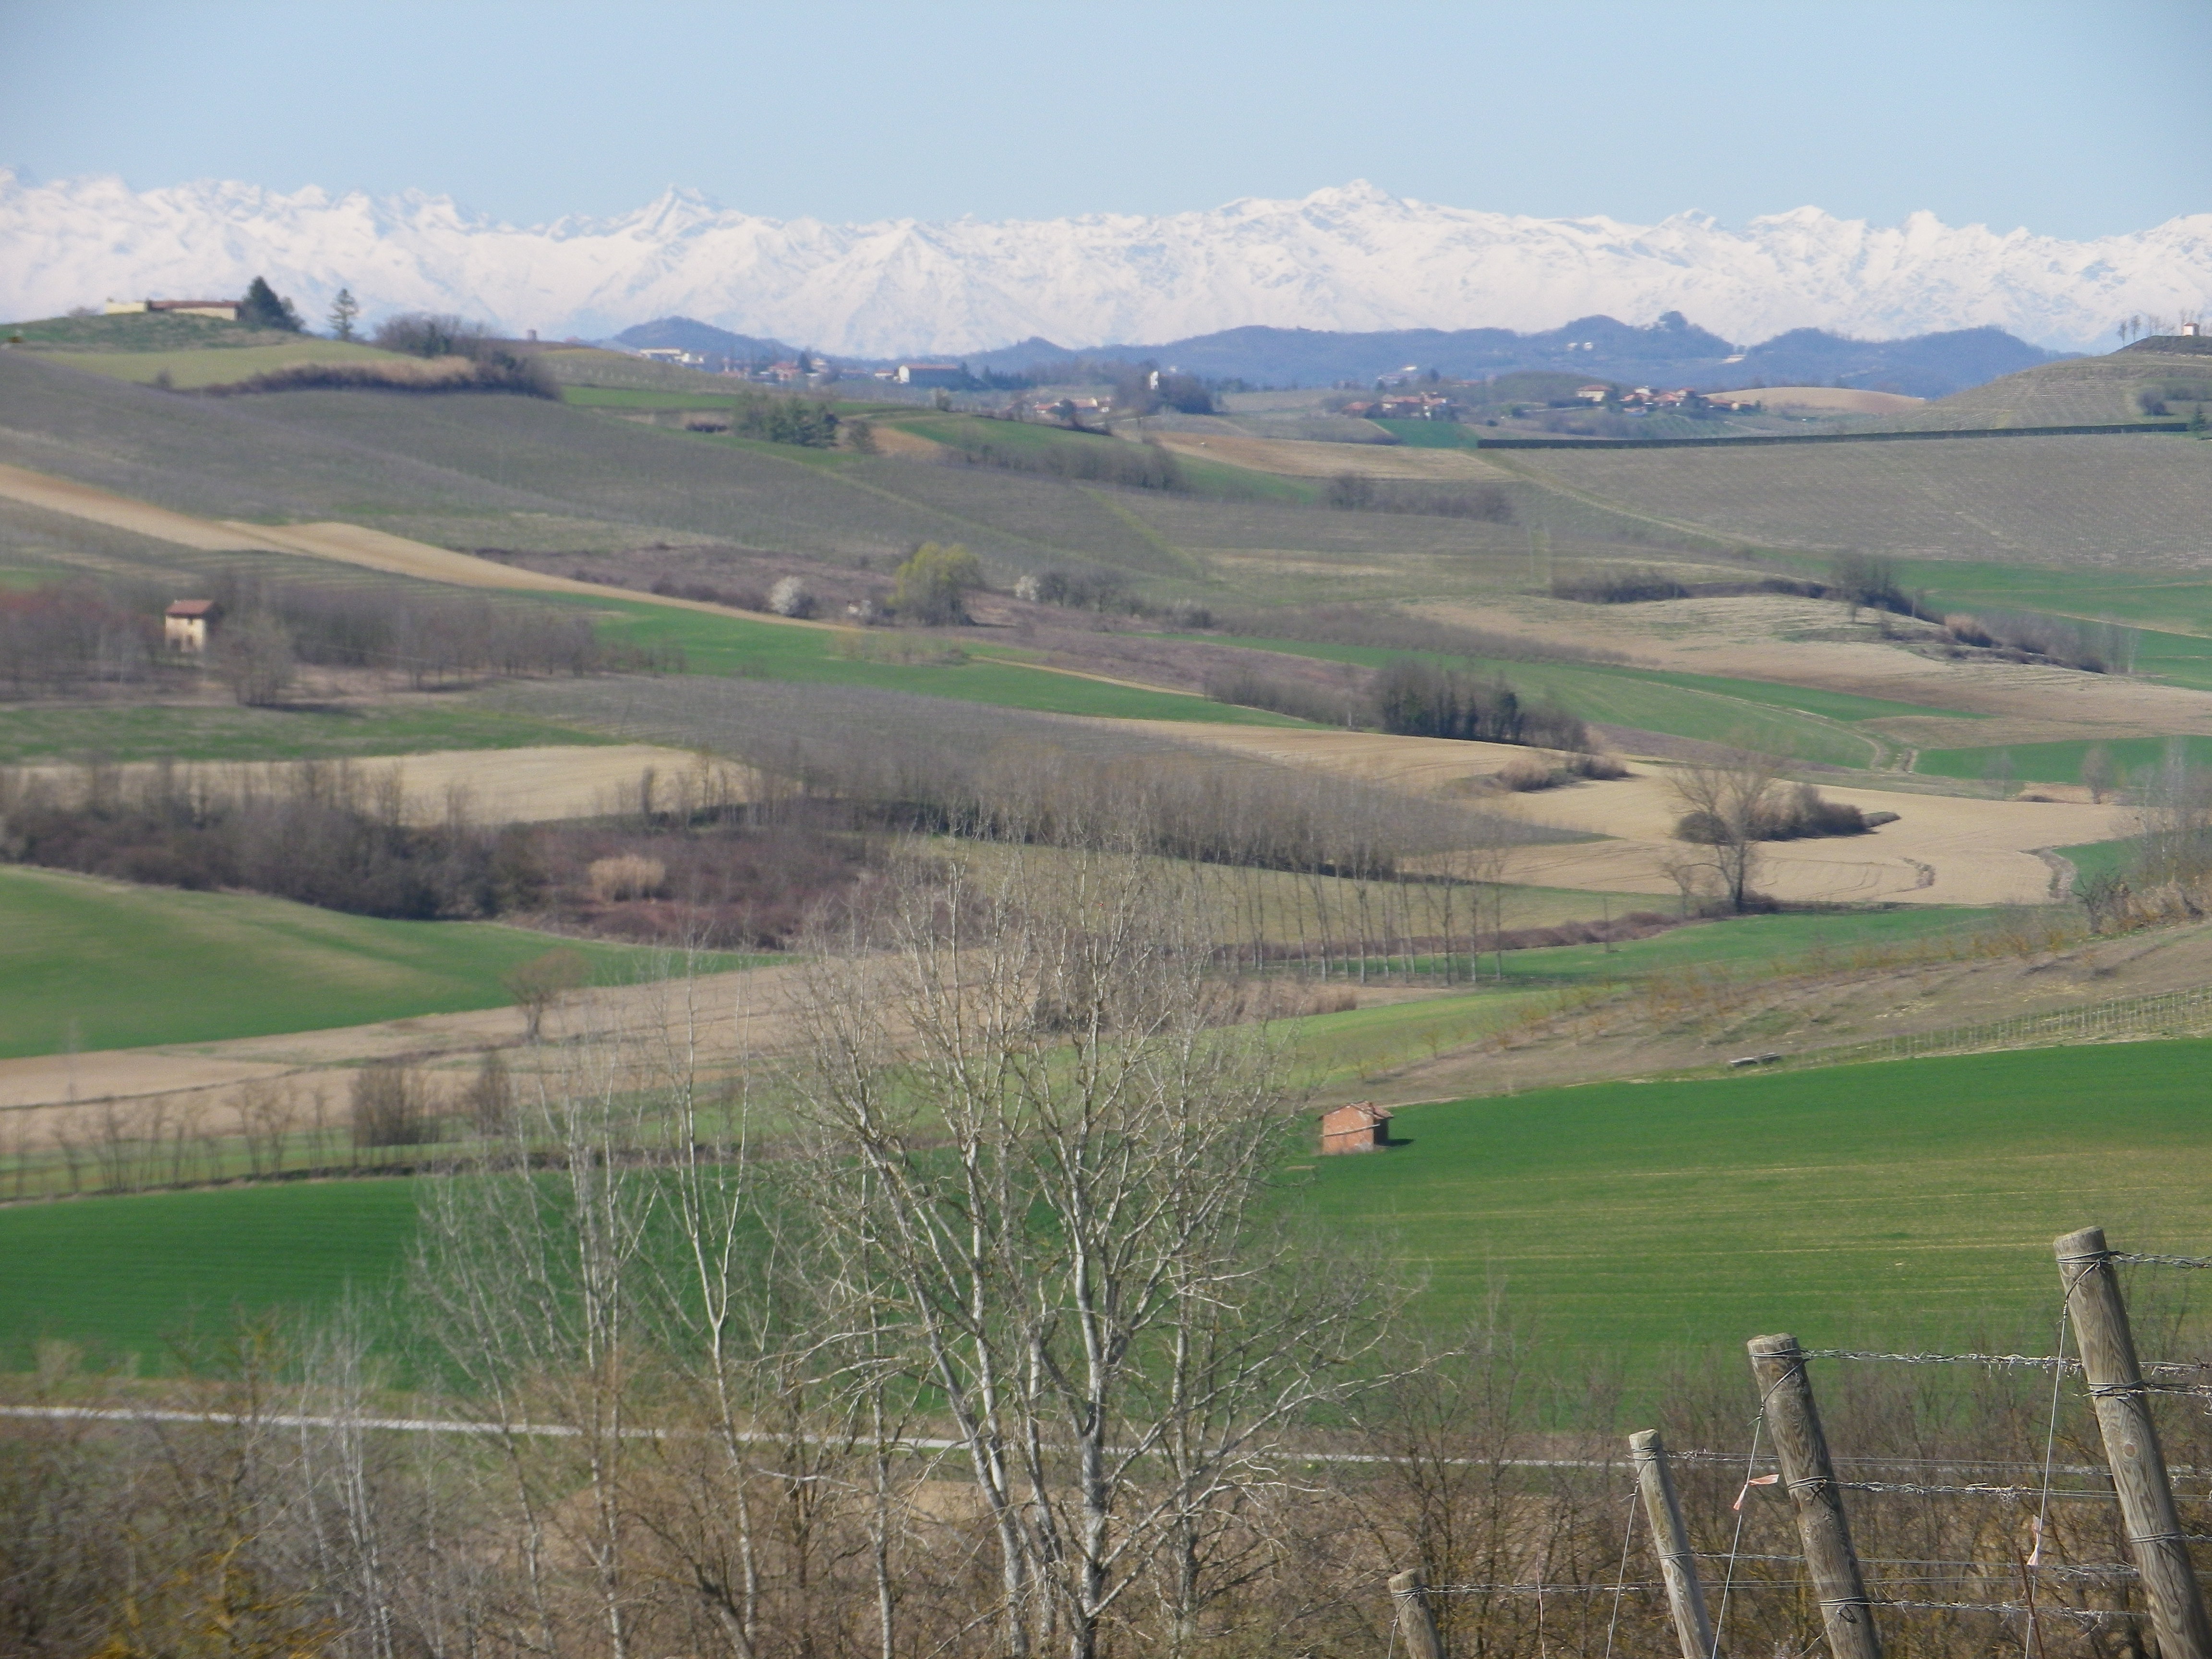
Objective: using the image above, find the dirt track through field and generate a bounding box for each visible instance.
[0,462,838,629]
[1127,719,2134,906]
[16,745,744,826]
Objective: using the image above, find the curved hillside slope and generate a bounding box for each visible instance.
[1877,344,2212,430]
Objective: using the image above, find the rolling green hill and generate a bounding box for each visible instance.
[1877,345,2212,431]
[0,864,705,1058]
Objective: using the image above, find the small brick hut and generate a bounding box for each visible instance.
[1318,1100,1392,1154]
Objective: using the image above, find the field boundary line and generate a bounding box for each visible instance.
[1776,981,2212,1072]
[1474,421,2192,451]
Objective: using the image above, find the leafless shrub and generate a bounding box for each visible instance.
[1202,663,1359,725]
[462,1049,514,1137]
[1564,750,1629,779]
[502,946,589,1040]
[349,1060,434,1148]
[1492,754,1559,792]
[1549,565,1691,602]
[586,853,666,902]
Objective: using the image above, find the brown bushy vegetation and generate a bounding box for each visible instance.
[0,763,544,920]
[1488,751,1631,792]
[206,354,559,398]
[941,428,1192,491]
[512,675,1537,880]
[0,760,881,945]
[1940,610,2138,673]
[1373,658,1590,750]
[1202,663,1361,724]
[1209,602,1625,666]
[1323,471,1514,520]
[0,578,163,695]
[1676,779,1871,844]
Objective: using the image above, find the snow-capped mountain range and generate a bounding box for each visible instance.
[2,172,2205,356]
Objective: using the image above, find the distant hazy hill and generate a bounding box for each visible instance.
[6,172,2205,354]
[953,316,2064,398]
[613,317,795,362]
[1877,338,2212,429]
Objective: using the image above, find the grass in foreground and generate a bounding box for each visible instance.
[0,865,711,1058]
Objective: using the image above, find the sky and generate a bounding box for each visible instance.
[1,0,2206,240]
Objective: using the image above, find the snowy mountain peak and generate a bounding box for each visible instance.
[0,171,2203,354]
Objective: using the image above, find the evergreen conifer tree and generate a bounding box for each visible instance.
[326,287,360,340]
[240,276,302,332]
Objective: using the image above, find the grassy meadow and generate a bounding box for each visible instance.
[1188,630,1951,764]
[11,1036,2212,1374]
[1300,1037,2212,1364]
[0,864,699,1057]
[1916,734,2212,786]
[50,338,400,389]
[571,594,1310,723]
[0,702,618,765]
[0,1180,423,1371]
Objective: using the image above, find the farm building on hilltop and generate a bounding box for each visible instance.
[895,363,965,388]
[164,599,219,653]
[1319,1100,1392,1154]
[106,298,243,321]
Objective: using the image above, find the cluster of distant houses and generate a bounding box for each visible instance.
[629,349,986,391]
[1338,392,1463,420]
[1575,384,1758,412]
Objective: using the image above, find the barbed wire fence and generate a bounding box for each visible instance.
[1385,1225,2212,1659]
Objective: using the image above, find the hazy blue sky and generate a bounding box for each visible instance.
[3,0,2204,239]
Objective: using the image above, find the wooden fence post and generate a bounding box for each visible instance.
[1388,1567,1445,1659]
[2055,1226,2212,1659]
[1746,1334,1879,1659]
[1632,1428,1718,1659]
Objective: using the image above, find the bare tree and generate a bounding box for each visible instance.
[1662,751,1785,913]
[2081,742,2119,805]
[789,844,1391,1659]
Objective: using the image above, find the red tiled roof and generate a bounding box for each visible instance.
[166,599,217,617]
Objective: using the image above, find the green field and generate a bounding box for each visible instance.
[0,865,706,1058]
[1478,903,1984,982]
[1371,419,1486,449]
[0,1180,423,1370]
[52,338,399,388]
[1300,1038,2212,1363]
[0,702,617,765]
[1189,631,1928,764]
[2055,837,2138,885]
[1916,733,2212,785]
[569,596,1310,723]
[12,1037,2212,1374]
